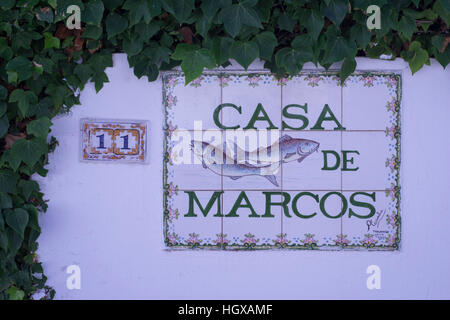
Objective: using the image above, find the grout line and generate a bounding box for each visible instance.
[174,129,387,132]
[177,189,389,192]
[280,79,284,238]
[340,81,344,246]
[220,75,224,249]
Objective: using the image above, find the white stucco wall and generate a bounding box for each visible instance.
[35,54,450,299]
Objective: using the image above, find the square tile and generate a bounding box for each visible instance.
[221,128,282,190]
[165,191,223,249]
[341,191,400,250]
[222,191,282,249]
[343,73,399,130]
[283,73,342,131]
[281,131,341,190]
[166,129,222,190]
[342,131,394,190]
[163,73,222,130]
[282,191,343,249]
[221,73,282,130]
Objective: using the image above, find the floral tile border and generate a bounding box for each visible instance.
[162,71,401,251]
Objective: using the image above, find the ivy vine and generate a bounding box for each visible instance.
[0,0,448,300]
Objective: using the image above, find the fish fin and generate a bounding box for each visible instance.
[244,160,273,168]
[229,176,241,180]
[264,175,279,187]
[297,156,306,163]
[285,152,296,159]
[279,135,292,143]
[202,160,207,169]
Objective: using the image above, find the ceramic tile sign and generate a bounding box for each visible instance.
[163,71,401,251]
[81,119,148,163]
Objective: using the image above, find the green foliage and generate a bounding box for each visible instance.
[0,0,448,300]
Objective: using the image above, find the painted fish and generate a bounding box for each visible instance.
[191,140,281,186]
[190,135,319,187]
[230,134,320,166]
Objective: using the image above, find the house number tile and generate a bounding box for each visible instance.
[81,119,148,163]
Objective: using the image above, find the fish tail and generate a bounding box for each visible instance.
[264,175,279,187]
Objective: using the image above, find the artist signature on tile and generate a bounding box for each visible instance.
[366,209,386,231]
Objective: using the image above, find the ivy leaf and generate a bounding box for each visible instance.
[104,0,124,10]
[201,0,231,21]
[1,0,15,10]
[0,169,18,193]
[0,85,7,100]
[27,117,52,139]
[433,0,450,25]
[123,0,153,26]
[0,231,7,251]
[291,35,315,60]
[6,57,32,83]
[230,40,259,69]
[306,10,324,41]
[211,37,233,65]
[25,204,41,232]
[6,228,22,255]
[82,25,103,40]
[43,32,60,49]
[397,15,417,40]
[10,138,48,168]
[0,38,13,61]
[322,0,348,26]
[142,44,171,64]
[0,192,12,210]
[162,0,195,23]
[123,34,143,56]
[277,13,296,32]
[133,57,159,81]
[195,15,212,38]
[135,20,162,42]
[18,180,39,201]
[218,1,262,38]
[431,35,450,68]
[45,83,70,109]
[172,44,215,84]
[92,71,110,92]
[83,0,105,25]
[407,41,429,74]
[324,36,356,65]
[439,0,450,12]
[255,32,277,61]
[350,24,372,49]
[34,97,53,118]
[275,47,309,75]
[9,89,38,118]
[74,64,94,85]
[0,101,5,116]
[7,287,25,300]
[0,115,9,138]
[340,57,356,83]
[106,13,129,39]
[6,208,29,239]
